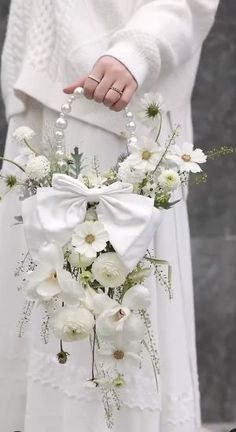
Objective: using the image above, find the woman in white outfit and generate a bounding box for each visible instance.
[0,0,219,431]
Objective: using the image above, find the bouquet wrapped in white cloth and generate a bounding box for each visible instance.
[1,88,214,427]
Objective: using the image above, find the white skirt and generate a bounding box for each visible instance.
[0,99,201,432]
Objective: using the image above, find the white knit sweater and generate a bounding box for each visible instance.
[1,0,219,134]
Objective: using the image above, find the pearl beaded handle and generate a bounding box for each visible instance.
[54,87,138,167]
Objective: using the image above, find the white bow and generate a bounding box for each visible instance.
[22,174,162,271]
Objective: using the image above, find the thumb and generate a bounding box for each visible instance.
[63,77,86,94]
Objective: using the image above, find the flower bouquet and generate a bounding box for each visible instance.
[1,88,226,427]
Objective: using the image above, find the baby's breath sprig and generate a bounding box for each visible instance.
[206,145,234,160]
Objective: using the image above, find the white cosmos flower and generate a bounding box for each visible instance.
[25,155,51,180]
[92,252,128,289]
[98,339,142,371]
[24,243,84,305]
[96,306,145,341]
[72,221,109,258]
[13,126,36,144]
[158,169,181,191]
[167,142,207,173]
[138,92,165,127]
[126,136,162,172]
[50,306,95,342]
[118,159,145,185]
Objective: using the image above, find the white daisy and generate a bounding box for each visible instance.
[25,155,51,180]
[72,221,109,258]
[167,142,207,173]
[24,243,84,305]
[13,126,36,144]
[126,136,162,172]
[138,92,165,127]
[158,169,181,191]
[118,159,146,185]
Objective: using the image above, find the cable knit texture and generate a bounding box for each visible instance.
[1,0,219,135]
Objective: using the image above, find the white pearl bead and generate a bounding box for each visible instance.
[55,149,65,160]
[124,111,134,120]
[57,160,68,171]
[68,95,75,104]
[61,103,72,114]
[73,87,84,98]
[127,136,138,146]
[126,121,136,132]
[54,130,64,141]
[55,117,67,130]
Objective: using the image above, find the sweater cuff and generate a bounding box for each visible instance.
[104,41,149,88]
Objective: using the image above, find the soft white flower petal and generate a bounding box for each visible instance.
[50,306,95,342]
[182,142,194,154]
[92,252,128,288]
[122,284,151,310]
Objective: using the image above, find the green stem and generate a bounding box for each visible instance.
[23,138,40,155]
[91,325,96,381]
[155,112,162,143]
[0,157,25,172]
[153,126,179,173]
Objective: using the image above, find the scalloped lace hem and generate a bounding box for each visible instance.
[27,350,198,424]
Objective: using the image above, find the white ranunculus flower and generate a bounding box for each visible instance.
[96,306,145,341]
[72,221,109,258]
[126,136,162,172]
[69,250,95,269]
[13,126,36,144]
[92,252,128,288]
[50,306,95,342]
[122,284,151,310]
[167,142,207,173]
[25,155,51,180]
[138,92,165,127]
[24,243,85,305]
[158,169,181,191]
[118,159,146,185]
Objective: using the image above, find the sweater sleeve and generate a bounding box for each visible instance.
[104,0,219,88]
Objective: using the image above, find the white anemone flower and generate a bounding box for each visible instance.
[50,306,95,342]
[25,155,51,180]
[98,339,142,371]
[91,252,128,289]
[96,306,145,341]
[167,142,207,173]
[122,284,151,310]
[138,92,165,127]
[24,243,84,304]
[72,221,109,258]
[126,136,162,172]
[158,169,181,191]
[68,250,95,269]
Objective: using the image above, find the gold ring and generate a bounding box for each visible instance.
[110,86,123,96]
[88,75,101,84]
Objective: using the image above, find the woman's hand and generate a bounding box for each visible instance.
[63,56,138,112]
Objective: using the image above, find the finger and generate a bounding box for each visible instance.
[83,61,105,99]
[93,75,115,104]
[110,82,137,112]
[63,77,86,94]
[103,81,126,108]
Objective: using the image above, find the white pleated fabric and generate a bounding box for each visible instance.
[0,99,201,432]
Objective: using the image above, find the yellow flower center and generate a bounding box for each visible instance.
[182,154,191,162]
[142,150,151,160]
[48,272,57,281]
[113,350,125,360]
[85,234,95,244]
